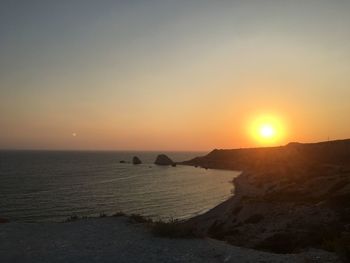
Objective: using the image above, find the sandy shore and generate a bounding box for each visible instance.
[0,217,338,263]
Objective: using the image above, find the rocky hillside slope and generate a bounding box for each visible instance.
[181,139,350,260]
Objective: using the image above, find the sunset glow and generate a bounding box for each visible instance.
[1,2,350,262]
[260,124,276,139]
[248,115,286,146]
[1,1,350,151]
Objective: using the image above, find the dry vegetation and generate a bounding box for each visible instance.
[180,139,350,261]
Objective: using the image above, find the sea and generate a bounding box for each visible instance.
[0,151,240,222]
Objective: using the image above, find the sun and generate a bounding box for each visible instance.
[259,124,275,138]
[248,114,286,145]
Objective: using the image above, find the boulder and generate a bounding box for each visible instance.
[119,160,126,163]
[154,154,174,166]
[132,156,142,165]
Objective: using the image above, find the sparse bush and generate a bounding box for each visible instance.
[208,220,226,239]
[128,214,152,224]
[255,226,348,255]
[327,180,348,194]
[113,211,126,217]
[255,232,301,253]
[322,234,350,262]
[244,214,264,224]
[64,215,79,222]
[151,219,197,238]
[224,228,240,236]
[232,206,243,215]
[267,185,276,192]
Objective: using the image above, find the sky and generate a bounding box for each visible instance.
[1,0,350,151]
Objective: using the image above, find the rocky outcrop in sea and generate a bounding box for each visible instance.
[132,156,142,165]
[154,154,174,166]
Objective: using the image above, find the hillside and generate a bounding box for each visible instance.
[182,139,350,171]
[180,139,350,260]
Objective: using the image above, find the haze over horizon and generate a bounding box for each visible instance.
[1,0,350,151]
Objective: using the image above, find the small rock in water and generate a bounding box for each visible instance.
[154,154,175,166]
[132,156,142,165]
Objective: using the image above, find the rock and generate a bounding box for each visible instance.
[154,154,174,166]
[132,156,142,165]
[120,160,126,163]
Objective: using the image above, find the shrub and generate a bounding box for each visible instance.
[232,206,243,215]
[151,219,196,238]
[244,214,264,224]
[128,214,152,224]
[322,233,350,262]
[327,180,348,194]
[64,215,79,222]
[255,232,301,253]
[208,220,226,239]
[113,211,126,217]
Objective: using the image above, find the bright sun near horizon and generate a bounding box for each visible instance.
[1,1,350,152]
[249,115,285,146]
[259,124,276,139]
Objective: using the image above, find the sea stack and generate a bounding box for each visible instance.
[132,156,142,165]
[154,154,174,166]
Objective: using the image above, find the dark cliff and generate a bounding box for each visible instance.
[181,139,350,172]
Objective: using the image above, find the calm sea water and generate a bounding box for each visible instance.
[0,151,239,222]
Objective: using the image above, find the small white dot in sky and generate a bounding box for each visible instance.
[72,133,77,137]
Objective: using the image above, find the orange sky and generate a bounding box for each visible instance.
[1,1,350,151]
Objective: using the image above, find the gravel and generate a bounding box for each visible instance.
[0,217,339,263]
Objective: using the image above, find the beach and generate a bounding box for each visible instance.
[0,217,338,263]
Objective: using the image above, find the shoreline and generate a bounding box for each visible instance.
[0,153,236,224]
[1,139,349,262]
[0,168,344,262]
[178,139,350,261]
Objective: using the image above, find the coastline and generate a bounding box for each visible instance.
[178,139,350,260]
[0,151,235,223]
[0,167,344,263]
[1,139,349,262]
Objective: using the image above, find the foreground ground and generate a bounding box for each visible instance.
[0,217,339,263]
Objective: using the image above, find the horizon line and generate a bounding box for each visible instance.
[1,137,349,153]
[0,148,209,153]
